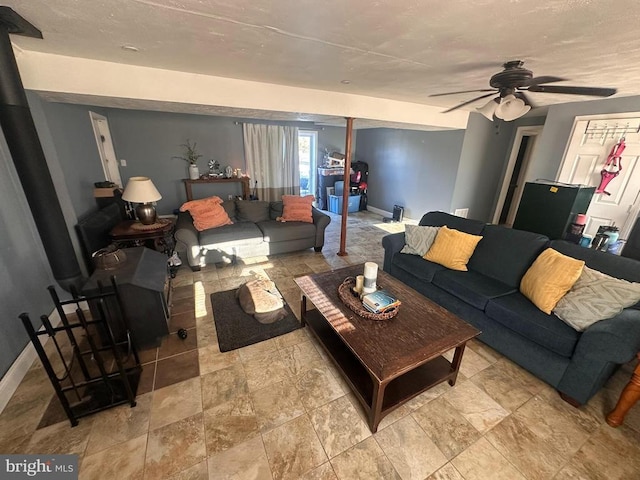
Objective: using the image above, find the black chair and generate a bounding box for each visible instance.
[75,203,124,273]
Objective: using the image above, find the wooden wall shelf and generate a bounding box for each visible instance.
[183,177,250,201]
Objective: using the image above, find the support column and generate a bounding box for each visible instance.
[0,8,84,291]
[338,117,354,257]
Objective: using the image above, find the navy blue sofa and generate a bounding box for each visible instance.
[382,211,640,406]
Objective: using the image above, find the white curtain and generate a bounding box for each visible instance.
[243,124,300,201]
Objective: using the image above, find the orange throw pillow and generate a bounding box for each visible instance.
[278,195,314,223]
[180,196,233,231]
[180,195,223,212]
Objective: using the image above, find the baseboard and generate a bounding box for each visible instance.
[0,302,84,414]
[366,206,418,225]
[366,206,392,218]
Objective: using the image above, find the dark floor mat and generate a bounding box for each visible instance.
[210,289,302,352]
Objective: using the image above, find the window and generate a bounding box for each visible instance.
[298,130,318,197]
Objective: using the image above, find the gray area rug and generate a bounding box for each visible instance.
[210,289,302,352]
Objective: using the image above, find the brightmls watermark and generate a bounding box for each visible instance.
[1,455,77,479]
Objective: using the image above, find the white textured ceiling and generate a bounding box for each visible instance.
[6,0,640,126]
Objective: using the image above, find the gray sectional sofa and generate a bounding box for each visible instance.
[175,199,330,270]
[382,211,640,406]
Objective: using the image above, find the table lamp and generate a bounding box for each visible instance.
[122,176,162,225]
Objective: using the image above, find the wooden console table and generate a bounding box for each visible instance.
[183,177,250,201]
[110,218,175,254]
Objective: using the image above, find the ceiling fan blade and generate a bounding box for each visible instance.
[528,85,617,97]
[515,91,536,108]
[430,89,496,97]
[523,75,566,87]
[441,92,497,113]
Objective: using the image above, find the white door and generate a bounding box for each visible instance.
[90,112,122,187]
[557,119,640,239]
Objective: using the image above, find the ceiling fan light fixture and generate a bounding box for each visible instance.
[476,97,499,121]
[434,60,616,117]
[495,94,530,121]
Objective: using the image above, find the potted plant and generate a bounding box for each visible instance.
[174,140,202,179]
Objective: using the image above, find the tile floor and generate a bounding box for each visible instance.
[1,210,640,479]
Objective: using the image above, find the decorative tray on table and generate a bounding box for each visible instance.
[337,277,400,321]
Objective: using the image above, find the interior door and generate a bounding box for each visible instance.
[492,126,542,225]
[557,119,640,238]
[90,111,122,187]
[504,135,536,226]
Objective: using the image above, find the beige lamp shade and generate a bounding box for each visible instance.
[495,94,531,121]
[476,97,499,121]
[122,177,162,203]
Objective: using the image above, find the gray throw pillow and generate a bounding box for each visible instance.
[270,201,284,220]
[236,200,270,223]
[553,266,640,331]
[221,200,237,222]
[401,225,440,256]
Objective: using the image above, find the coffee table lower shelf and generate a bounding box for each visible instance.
[303,307,463,432]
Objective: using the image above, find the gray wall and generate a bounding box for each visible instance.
[107,110,245,212]
[354,128,465,220]
[0,93,101,378]
[105,110,353,214]
[318,126,354,160]
[0,128,56,379]
[451,113,546,222]
[36,100,107,219]
[27,92,99,277]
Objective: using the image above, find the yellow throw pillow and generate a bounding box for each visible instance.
[520,248,585,314]
[423,226,483,271]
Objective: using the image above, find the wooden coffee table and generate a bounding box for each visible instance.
[295,264,480,432]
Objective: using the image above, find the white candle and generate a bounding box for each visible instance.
[363,262,378,294]
[355,275,364,293]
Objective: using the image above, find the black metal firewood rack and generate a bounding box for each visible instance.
[20,277,141,427]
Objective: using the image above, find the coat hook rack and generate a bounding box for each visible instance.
[584,120,640,139]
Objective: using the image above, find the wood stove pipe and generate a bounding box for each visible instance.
[0,8,84,291]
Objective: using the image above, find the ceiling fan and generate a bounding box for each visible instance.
[431,60,617,121]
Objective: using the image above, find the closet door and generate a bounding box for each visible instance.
[558,120,640,238]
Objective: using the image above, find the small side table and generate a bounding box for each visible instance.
[110,218,176,254]
[606,353,640,427]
